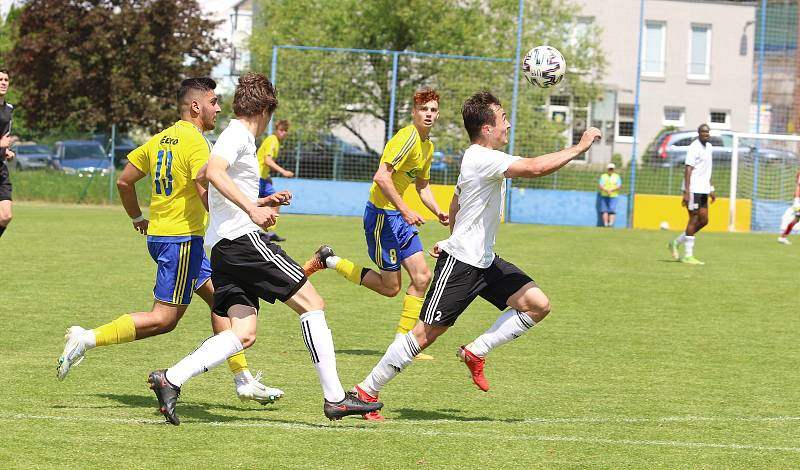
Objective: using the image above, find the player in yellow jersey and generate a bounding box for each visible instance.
[256,119,293,241]
[303,89,448,397]
[56,78,282,404]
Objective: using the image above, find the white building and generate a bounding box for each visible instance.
[576,0,756,165]
[200,0,254,95]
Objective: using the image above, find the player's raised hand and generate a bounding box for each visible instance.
[578,127,602,150]
[132,219,149,235]
[248,205,278,230]
[402,209,425,226]
[436,211,449,226]
[258,190,292,207]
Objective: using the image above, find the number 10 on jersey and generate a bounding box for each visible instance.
[154,150,174,196]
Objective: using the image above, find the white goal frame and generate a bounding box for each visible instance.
[729,132,800,232]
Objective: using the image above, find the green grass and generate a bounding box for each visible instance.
[1,203,799,468]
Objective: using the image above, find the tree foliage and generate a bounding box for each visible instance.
[8,0,223,134]
[250,0,606,155]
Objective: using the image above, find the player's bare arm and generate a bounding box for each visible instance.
[196,163,209,189]
[207,153,277,229]
[504,128,601,179]
[373,162,425,226]
[116,163,149,234]
[415,177,448,225]
[448,193,460,234]
[257,189,292,207]
[682,165,693,207]
[263,154,294,178]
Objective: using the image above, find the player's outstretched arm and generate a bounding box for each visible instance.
[207,154,277,229]
[116,163,148,234]
[257,189,292,207]
[415,178,448,225]
[504,127,601,179]
[264,155,294,178]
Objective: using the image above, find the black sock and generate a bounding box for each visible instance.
[0,225,5,238]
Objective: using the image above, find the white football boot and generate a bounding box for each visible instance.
[57,326,90,381]
[235,371,284,405]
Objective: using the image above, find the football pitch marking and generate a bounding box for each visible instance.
[3,412,799,454]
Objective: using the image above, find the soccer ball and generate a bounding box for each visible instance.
[522,46,566,88]
[659,221,670,231]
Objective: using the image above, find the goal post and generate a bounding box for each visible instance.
[729,132,800,232]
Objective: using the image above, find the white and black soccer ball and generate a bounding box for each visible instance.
[522,46,566,88]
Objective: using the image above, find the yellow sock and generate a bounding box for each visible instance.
[227,351,249,375]
[93,314,137,347]
[335,258,365,285]
[396,294,424,335]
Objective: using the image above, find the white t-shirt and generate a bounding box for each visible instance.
[437,144,521,268]
[685,139,713,194]
[205,119,261,248]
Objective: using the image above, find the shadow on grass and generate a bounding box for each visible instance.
[335,349,384,356]
[392,407,511,422]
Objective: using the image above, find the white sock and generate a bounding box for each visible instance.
[359,331,419,396]
[684,236,695,257]
[300,310,345,402]
[234,369,255,385]
[467,309,536,358]
[325,255,341,269]
[675,232,687,245]
[165,330,243,388]
[83,330,97,350]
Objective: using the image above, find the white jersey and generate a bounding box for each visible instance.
[437,144,521,268]
[205,119,261,248]
[685,139,713,194]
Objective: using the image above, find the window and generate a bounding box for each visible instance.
[663,106,685,126]
[688,24,711,80]
[616,104,635,143]
[709,110,730,129]
[643,21,666,77]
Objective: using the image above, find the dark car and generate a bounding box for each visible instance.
[51,140,110,175]
[10,143,51,170]
[92,133,137,168]
[650,130,797,167]
[278,134,380,181]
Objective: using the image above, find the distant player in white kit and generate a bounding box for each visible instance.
[777,169,800,245]
[350,91,601,418]
[668,123,716,265]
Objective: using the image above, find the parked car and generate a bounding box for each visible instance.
[9,143,51,170]
[650,130,797,167]
[51,140,110,175]
[278,134,380,180]
[92,133,137,168]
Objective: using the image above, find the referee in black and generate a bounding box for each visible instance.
[0,68,15,238]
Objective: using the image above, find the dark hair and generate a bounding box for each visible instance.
[462,91,502,141]
[414,88,440,108]
[0,68,8,77]
[177,77,216,105]
[275,119,289,130]
[698,123,710,132]
[233,73,278,117]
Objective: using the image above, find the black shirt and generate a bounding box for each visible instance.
[0,101,13,166]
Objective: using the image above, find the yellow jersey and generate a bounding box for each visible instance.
[256,134,280,179]
[126,120,211,237]
[368,125,434,210]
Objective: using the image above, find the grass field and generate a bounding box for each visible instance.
[1,202,799,468]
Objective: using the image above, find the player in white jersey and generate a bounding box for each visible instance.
[777,169,800,245]
[350,91,601,415]
[146,73,382,425]
[668,124,716,265]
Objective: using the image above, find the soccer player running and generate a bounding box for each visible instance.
[668,123,716,265]
[0,68,17,239]
[147,73,382,425]
[56,78,282,405]
[303,89,448,360]
[256,119,293,242]
[777,169,800,245]
[350,91,601,420]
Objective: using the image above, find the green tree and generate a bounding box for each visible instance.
[250,0,605,157]
[8,0,223,135]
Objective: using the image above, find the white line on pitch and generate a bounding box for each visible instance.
[2,413,799,453]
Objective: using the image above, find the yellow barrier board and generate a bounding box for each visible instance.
[633,194,751,232]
